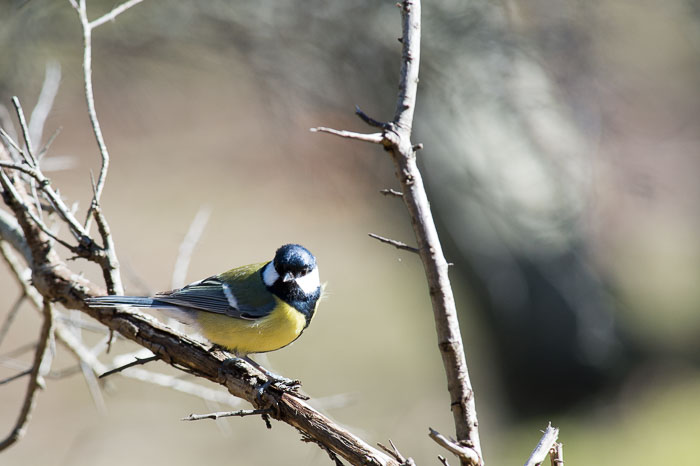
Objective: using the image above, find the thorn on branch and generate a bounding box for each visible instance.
[99,355,159,379]
[0,369,32,386]
[355,105,389,129]
[380,188,404,198]
[368,233,419,254]
[302,433,345,466]
[377,439,415,465]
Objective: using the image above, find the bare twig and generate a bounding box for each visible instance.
[0,368,32,386]
[11,97,38,168]
[1,123,90,242]
[368,233,419,254]
[313,1,483,463]
[0,301,54,452]
[88,173,123,295]
[439,455,451,466]
[301,433,346,466]
[310,127,384,144]
[0,171,78,253]
[70,0,145,230]
[524,423,559,466]
[380,188,404,197]
[377,439,415,465]
[355,105,389,129]
[90,0,145,29]
[171,205,211,289]
[549,441,563,466]
[0,294,25,347]
[182,408,273,422]
[28,62,61,150]
[117,366,244,407]
[99,354,159,378]
[429,428,481,466]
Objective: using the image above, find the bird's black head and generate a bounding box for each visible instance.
[273,244,317,280]
[263,244,320,323]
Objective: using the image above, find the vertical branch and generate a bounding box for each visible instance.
[68,0,145,295]
[73,0,111,230]
[312,1,483,464]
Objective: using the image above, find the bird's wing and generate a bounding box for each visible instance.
[153,262,276,320]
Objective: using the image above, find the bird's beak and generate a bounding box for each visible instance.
[282,271,295,282]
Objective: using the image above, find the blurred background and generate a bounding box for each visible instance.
[1,0,700,464]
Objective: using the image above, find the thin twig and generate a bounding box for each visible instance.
[310,127,384,144]
[438,456,451,466]
[0,130,90,241]
[182,408,273,422]
[171,205,211,289]
[301,433,345,466]
[368,233,419,254]
[0,301,54,452]
[10,97,38,168]
[71,0,145,230]
[0,173,78,252]
[0,368,32,386]
[99,355,159,378]
[549,441,563,466]
[28,61,61,150]
[89,0,144,29]
[118,366,244,407]
[88,172,123,294]
[429,428,481,466]
[380,188,404,197]
[35,127,61,161]
[377,439,415,465]
[355,105,389,129]
[524,423,559,466]
[0,294,26,347]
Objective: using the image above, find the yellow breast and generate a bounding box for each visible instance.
[194,297,309,355]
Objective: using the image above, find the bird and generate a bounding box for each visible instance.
[86,244,321,382]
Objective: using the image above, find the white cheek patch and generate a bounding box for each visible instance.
[262,262,279,287]
[295,267,320,295]
[221,282,239,309]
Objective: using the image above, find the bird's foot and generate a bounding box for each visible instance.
[256,373,307,402]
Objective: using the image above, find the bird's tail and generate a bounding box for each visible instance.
[86,296,169,309]
[85,296,197,325]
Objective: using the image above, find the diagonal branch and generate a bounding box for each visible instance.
[0,301,54,452]
[525,423,560,466]
[310,127,384,144]
[89,0,144,29]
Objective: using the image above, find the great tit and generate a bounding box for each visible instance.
[86,244,321,357]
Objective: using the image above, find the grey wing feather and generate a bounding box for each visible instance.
[153,276,257,320]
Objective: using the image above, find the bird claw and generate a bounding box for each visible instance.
[255,375,307,404]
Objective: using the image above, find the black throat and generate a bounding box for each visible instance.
[265,274,320,327]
